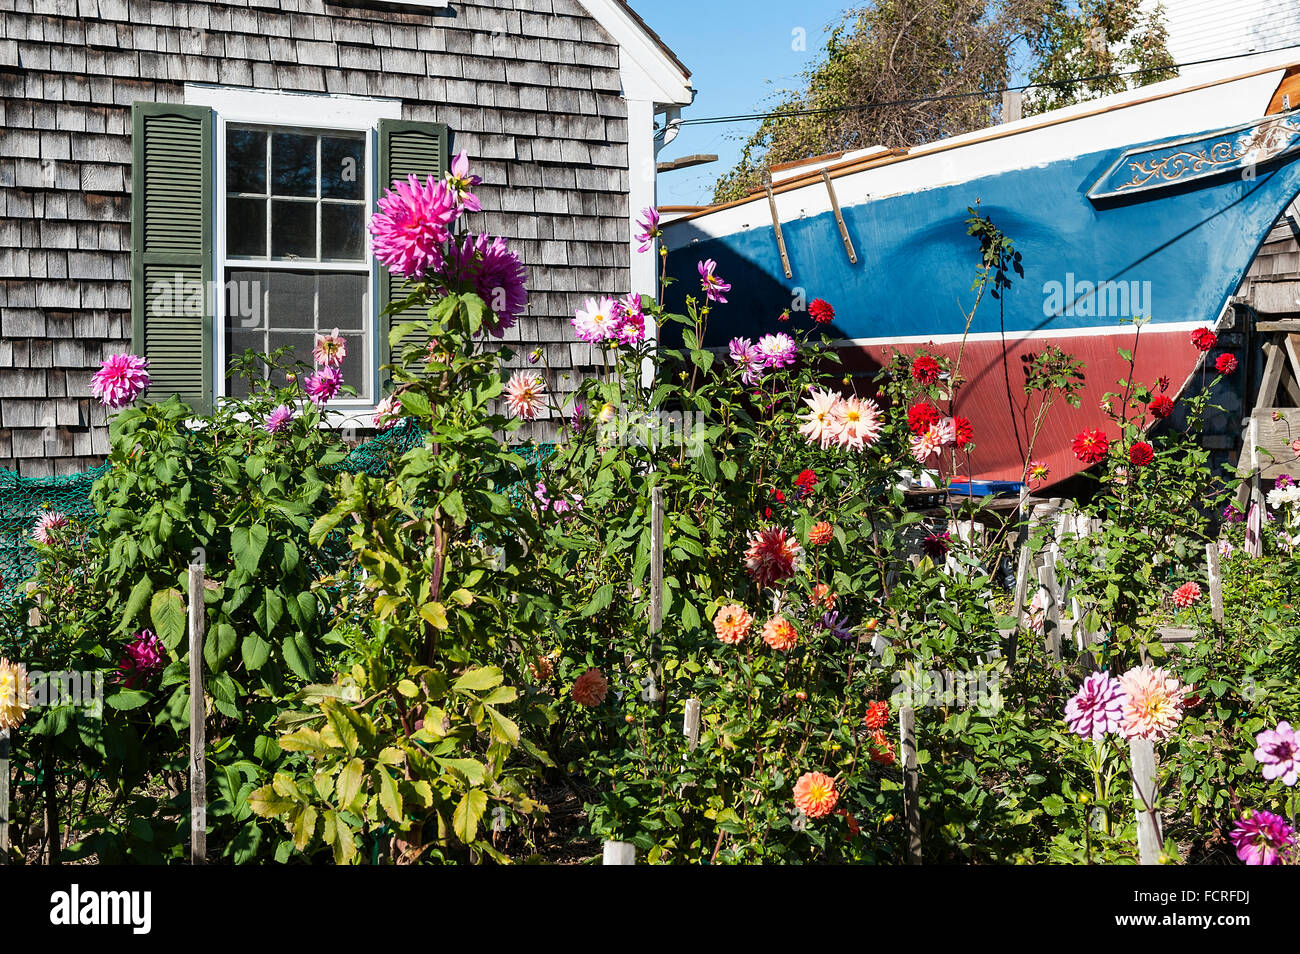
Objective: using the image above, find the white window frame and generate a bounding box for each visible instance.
[184,85,402,427]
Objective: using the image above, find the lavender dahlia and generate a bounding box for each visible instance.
[265,404,294,434]
[1065,671,1125,740]
[819,610,854,642]
[446,232,528,337]
[755,332,797,370]
[444,150,482,213]
[633,206,661,253]
[1254,721,1300,787]
[729,337,764,386]
[1230,810,1294,866]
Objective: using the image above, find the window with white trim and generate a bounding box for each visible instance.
[219,123,373,405]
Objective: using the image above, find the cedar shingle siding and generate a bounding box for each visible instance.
[0,0,632,475]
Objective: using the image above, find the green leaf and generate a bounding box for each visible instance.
[241,632,271,671]
[336,757,365,809]
[453,666,503,693]
[121,574,153,630]
[231,524,269,578]
[150,588,186,650]
[105,690,150,711]
[205,621,237,670]
[1042,794,1066,817]
[453,789,489,845]
[377,769,403,823]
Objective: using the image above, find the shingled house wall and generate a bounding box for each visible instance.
[0,0,633,475]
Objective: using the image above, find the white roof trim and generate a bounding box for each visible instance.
[575,0,693,107]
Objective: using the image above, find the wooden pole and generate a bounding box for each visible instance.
[900,705,922,864]
[1130,738,1162,865]
[602,840,636,865]
[1205,542,1225,626]
[683,697,701,751]
[1037,562,1062,663]
[645,486,665,706]
[0,728,8,864]
[188,563,207,865]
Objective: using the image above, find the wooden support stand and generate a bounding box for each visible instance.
[188,563,207,866]
[900,705,922,864]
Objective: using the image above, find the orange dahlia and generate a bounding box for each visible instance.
[792,771,839,818]
[808,521,833,546]
[570,668,608,707]
[863,700,890,730]
[713,603,754,644]
[761,616,799,651]
[868,729,896,766]
[810,583,837,610]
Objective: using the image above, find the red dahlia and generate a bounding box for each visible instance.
[907,401,942,435]
[809,298,835,324]
[952,415,974,448]
[1216,353,1238,375]
[794,468,817,491]
[1191,328,1217,352]
[1149,394,1174,419]
[1129,441,1154,467]
[1072,428,1110,464]
[911,354,941,386]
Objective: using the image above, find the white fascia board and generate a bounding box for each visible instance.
[576,0,693,108]
[183,84,403,127]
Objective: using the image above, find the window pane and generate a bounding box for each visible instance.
[226,198,266,257]
[265,270,317,330]
[267,331,317,370]
[338,332,366,395]
[321,204,364,261]
[318,273,367,331]
[271,132,317,197]
[224,329,266,399]
[321,137,365,200]
[271,200,317,259]
[227,129,267,194]
[224,269,267,332]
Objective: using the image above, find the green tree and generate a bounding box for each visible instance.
[712,1,1176,203]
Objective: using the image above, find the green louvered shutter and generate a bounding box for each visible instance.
[375,119,450,385]
[130,102,214,414]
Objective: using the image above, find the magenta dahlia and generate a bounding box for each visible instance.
[445,232,528,337]
[1230,810,1294,865]
[369,173,460,280]
[91,353,150,409]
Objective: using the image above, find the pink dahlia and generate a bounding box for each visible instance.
[265,404,293,434]
[911,419,954,461]
[369,173,460,280]
[1254,721,1299,787]
[31,510,69,545]
[1172,581,1201,608]
[303,366,342,406]
[799,387,843,449]
[503,370,546,420]
[373,393,400,431]
[571,668,608,707]
[698,258,731,303]
[610,294,646,346]
[91,352,150,409]
[744,526,802,590]
[633,206,661,253]
[730,337,764,386]
[571,296,619,343]
[1065,671,1125,740]
[1117,665,1187,743]
[755,332,797,370]
[1230,810,1294,865]
[312,329,347,368]
[832,396,883,451]
[117,629,165,689]
[446,232,528,337]
[444,149,482,213]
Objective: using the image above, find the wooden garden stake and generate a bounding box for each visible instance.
[1130,738,1162,865]
[683,697,701,750]
[1036,562,1062,663]
[900,705,922,864]
[0,728,9,864]
[645,486,665,706]
[602,840,636,865]
[1205,542,1225,627]
[188,563,207,865]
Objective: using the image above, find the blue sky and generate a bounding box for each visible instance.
[644,0,855,206]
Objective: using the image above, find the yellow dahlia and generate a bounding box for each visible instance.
[713,603,753,645]
[793,771,839,818]
[761,615,798,652]
[0,658,29,730]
